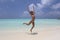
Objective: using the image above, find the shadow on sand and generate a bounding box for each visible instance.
[27,32,38,35]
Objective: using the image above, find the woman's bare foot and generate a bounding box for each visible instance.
[30,30,32,33]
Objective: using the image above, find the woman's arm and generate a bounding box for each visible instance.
[33,6,34,12]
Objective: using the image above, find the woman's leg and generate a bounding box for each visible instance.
[30,21,35,32]
[23,21,32,25]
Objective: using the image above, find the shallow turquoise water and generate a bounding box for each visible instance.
[0,19,60,30]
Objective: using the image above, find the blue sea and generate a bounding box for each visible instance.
[0,19,60,30]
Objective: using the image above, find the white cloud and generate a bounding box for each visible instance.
[41,0,51,5]
[51,3,60,9]
[21,0,60,18]
[21,11,30,18]
[41,0,54,5]
[36,0,55,9]
[36,3,44,9]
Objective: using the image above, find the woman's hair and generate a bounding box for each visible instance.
[29,11,34,15]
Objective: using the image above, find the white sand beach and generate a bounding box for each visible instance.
[0,27,60,40]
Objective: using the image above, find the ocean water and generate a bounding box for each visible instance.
[0,19,60,30]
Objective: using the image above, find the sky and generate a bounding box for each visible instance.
[0,0,60,19]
